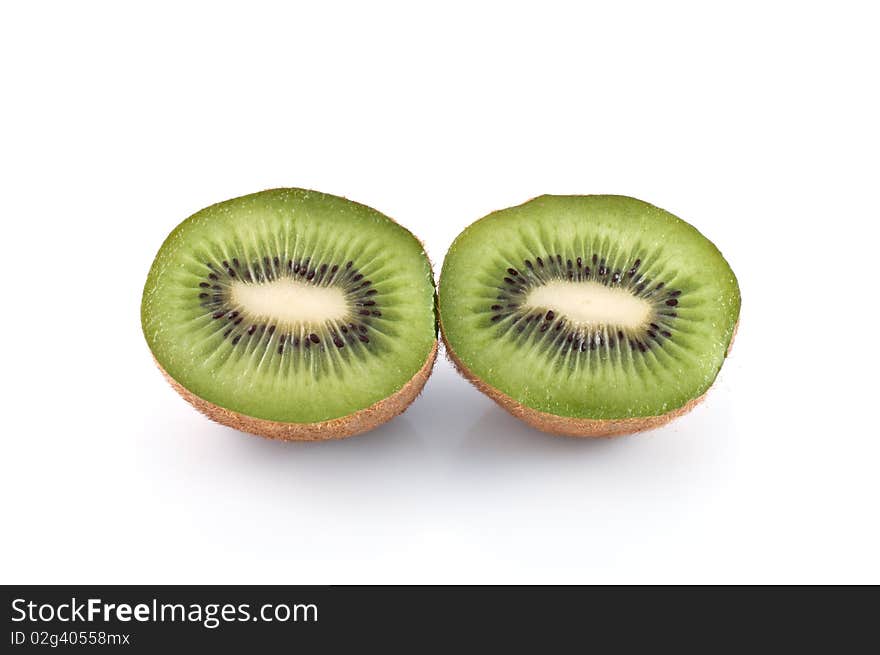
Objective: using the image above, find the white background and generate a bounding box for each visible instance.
[2,2,878,584]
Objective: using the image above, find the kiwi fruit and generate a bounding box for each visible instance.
[438,195,740,437]
[142,189,437,441]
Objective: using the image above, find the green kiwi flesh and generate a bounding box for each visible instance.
[142,189,437,437]
[439,195,740,434]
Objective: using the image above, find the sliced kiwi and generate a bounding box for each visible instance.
[438,195,740,437]
[142,189,437,440]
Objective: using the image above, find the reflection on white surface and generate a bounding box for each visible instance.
[109,357,741,583]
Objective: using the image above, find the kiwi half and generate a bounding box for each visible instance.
[439,195,740,437]
[142,189,437,441]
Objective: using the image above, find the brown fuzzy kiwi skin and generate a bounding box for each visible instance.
[440,322,737,439]
[155,341,437,441]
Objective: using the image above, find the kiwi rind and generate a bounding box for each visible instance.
[156,343,437,441]
[438,194,740,436]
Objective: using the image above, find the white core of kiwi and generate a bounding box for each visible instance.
[229,278,349,326]
[525,280,652,329]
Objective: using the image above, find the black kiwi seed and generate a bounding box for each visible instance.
[491,304,502,310]
[212,311,225,319]
[199,293,209,299]
[507,268,519,276]
[358,334,369,343]
[545,310,555,320]
[504,277,515,285]
[309,333,320,344]
[666,298,679,306]
[536,257,544,267]
[524,259,533,269]
[333,337,344,348]
[199,282,210,288]
[491,315,502,322]
[669,290,682,297]
[232,335,241,345]
[247,325,256,335]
